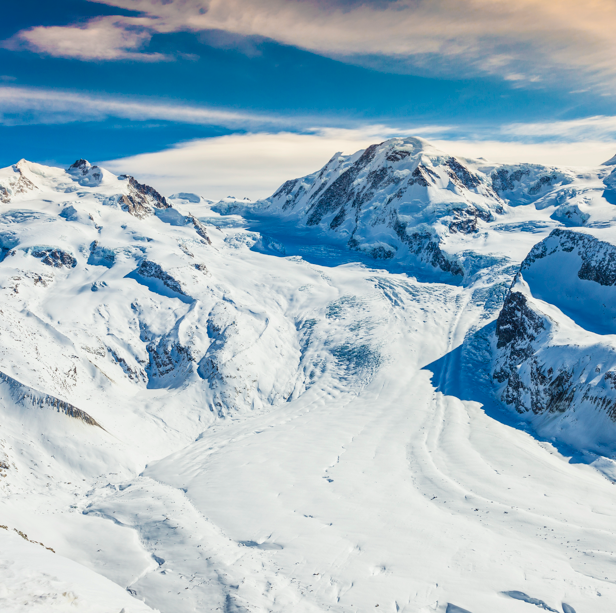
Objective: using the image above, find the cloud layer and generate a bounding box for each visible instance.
[9,0,615,88]
[3,84,616,143]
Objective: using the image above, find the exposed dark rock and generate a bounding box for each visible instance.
[137,260,185,296]
[31,248,77,268]
[68,159,103,187]
[491,167,530,193]
[449,205,492,234]
[495,291,544,351]
[494,229,616,421]
[445,157,482,189]
[528,173,558,195]
[0,370,102,428]
[187,214,211,244]
[107,348,145,382]
[10,165,37,195]
[273,178,299,203]
[147,339,194,384]
[0,164,38,203]
[386,149,411,162]
[329,207,347,229]
[118,175,171,218]
[493,291,550,414]
[306,143,380,226]
[393,215,463,276]
[409,164,432,187]
[68,159,90,172]
[522,228,616,286]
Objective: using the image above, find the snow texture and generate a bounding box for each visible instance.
[1,142,616,613]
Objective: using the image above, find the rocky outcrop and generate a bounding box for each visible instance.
[68,159,103,187]
[392,217,464,276]
[136,260,186,296]
[87,241,115,268]
[0,370,102,428]
[118,175,171,219]
[187,214,211,244]
[30,248,77,268]
[520,228,616,285]
[0,162,38,203]
[490,164,574,206]
[493,291,551,414]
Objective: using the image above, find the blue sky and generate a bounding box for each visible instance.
[2,0,616,198]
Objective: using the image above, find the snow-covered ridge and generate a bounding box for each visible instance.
[494,228,616,453]
[0,370,101,428]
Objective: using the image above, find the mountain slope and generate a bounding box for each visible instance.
[493,228,616,455]
[2,146,616,613]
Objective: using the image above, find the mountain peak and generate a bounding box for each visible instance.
[68,159,92,172]
[67,158,103,187]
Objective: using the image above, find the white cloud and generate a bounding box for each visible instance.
[4,16,165,61]
[101,129,616,201]
[80,0,616,88]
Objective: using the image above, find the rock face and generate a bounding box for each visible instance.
[493,229,616,450]
[118,175,171,219]
[135,260,186,296]
[187,214,211,244]
[29,247,77,269]
[490,165,574,206]
[0,370,101,428]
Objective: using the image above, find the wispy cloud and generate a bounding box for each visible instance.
[3,85,616,151]
[35,0,608,90]
[0,86,454,140]
[3,16,166,62]
[0,86,282,127]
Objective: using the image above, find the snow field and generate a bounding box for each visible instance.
[2,145,616,612]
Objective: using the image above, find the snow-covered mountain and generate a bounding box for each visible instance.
[3,140,616,613]
[247,137,609,280]
[494,228,616,454]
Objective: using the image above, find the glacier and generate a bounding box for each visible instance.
[1,138,616,612]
